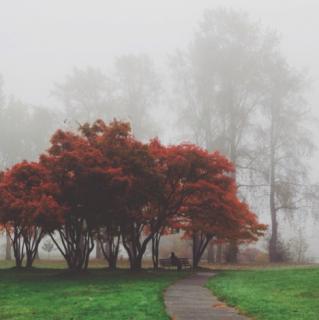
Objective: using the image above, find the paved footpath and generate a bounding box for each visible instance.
[164,272,249,320]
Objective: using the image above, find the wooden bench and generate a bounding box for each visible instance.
[159,258,192,270]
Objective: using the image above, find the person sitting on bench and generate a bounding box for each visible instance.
[170,252,182,271]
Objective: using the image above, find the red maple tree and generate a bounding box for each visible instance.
[40,126,129,270]
[0,161,60,268]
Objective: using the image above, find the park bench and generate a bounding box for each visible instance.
[159,258,192,271]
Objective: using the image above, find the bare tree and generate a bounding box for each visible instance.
[54,58,160,141]
[114,54,161,140]
[254,53,314,262]
[53,67,117,125]
[170,8,273,262]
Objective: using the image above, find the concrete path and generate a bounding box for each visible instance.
[164,272,249,320]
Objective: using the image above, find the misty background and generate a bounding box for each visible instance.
[1,0,319,261]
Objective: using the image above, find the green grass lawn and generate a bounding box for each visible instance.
[207,267,319,320]
[0,267,184,320]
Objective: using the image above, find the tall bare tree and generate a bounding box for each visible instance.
[171,8,273,262]
[254,53,314,262]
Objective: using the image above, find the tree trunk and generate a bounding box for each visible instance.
[108,254,118,270]
[24,245,39,268]
[122,240,145,272]
[192,234,199,269]
[130,255,143,271]
[269,164,278,262]
[226,94,239,264]
[121,223,153,272]
[269,212,278,262]
[11,227,25,268]
[13,248,24,268]
[269,109,279,262]
[192,232,211,269]
[122,237,144,272]
[25,254,34,268]
[152,232,161,270]
[50,219,95,271]
[23,227,43,269]
[99,233,120,270]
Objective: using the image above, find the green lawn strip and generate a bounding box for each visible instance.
[0,269,185,320]
[206,267,319,320]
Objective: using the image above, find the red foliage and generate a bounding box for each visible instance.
[0,161,61,267]
[39,124,130,270]
[0,119,266,270]
[80,120,159,270]
[150,140,266,268]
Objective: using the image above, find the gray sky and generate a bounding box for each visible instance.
[1,0,319,107]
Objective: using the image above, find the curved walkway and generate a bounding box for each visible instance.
[164,272,249,320]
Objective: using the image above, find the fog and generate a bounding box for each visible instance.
[1,0,319,262]
[2,1,319,107]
